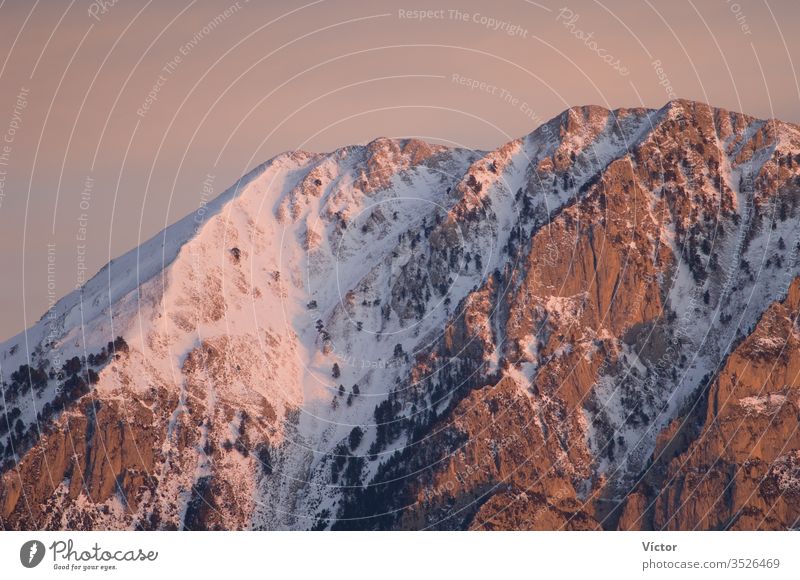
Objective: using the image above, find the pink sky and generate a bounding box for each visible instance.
[0,0,798,340]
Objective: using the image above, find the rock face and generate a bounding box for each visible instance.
[1,395,164,530]
[619,278,800,530]
[2,100,800,530]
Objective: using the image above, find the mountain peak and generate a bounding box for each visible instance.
[3,101,800,530]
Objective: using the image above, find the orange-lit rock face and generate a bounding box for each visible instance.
[1,394,166,529]
[620,278,800,531]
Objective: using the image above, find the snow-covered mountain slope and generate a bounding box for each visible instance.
[3,100,800,530]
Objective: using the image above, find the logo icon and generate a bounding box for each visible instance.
[19,540,46,568]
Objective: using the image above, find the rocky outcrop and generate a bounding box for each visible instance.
[1,393,166,529]
[619,277,800,530]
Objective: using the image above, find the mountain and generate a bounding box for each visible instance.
[2,99,800,530]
